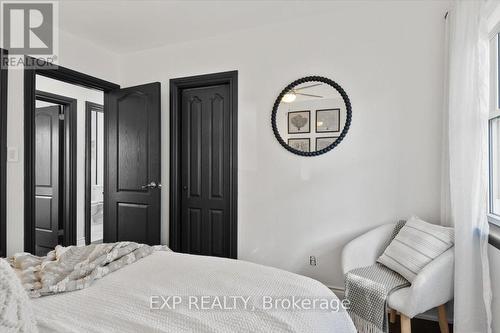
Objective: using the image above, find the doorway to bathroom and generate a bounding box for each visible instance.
[85,102,104,244]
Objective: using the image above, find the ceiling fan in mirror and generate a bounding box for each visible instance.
[271,76,352,156]
[281,83,324,103]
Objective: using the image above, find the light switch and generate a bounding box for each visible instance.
[7,147,18,162]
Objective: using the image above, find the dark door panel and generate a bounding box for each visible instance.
[35,106,60,256]
[180,85,231,257]
[106,83,161,245]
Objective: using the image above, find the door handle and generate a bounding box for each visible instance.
[141,181,162,189]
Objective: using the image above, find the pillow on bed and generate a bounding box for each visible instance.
[377,216,454,282]
[0,259,38,333]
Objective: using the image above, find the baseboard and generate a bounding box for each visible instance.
[327,285,345,299]
[327,285,454,323]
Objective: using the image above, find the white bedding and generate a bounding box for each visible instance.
[32,251,355,333]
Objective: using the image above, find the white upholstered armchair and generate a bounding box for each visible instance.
[341,223,454,333]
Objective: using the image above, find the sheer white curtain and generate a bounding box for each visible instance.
[442,1,492,332]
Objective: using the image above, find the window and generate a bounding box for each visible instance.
[489,33,500,224]
[490,117,500,215]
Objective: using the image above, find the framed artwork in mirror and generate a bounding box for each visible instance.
[271,76,352,157]
[288,110,310,134]
[288,138,310,152]
[316,137,338,151]
[316,109,340,133]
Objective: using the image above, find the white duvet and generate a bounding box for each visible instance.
[32,251,355,333]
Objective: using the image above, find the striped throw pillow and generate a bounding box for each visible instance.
[377,216,454,282]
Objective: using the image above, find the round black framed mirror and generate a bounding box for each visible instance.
[271,76,352,156]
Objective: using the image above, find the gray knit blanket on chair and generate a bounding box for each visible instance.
[344,221,409,333]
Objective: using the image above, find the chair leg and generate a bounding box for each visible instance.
[389,308,396,324]
[437,304,449,333]
[400,314,411,333]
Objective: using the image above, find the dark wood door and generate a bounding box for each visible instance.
[35,106,60,255]
[180,84,231,257]
[106,83,161,245]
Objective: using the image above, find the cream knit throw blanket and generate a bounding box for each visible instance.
[8,242,170,298]
[0,259,38,333]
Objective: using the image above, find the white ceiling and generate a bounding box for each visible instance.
[59,0,334,54]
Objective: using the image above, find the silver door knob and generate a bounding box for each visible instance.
[141,181,158,189]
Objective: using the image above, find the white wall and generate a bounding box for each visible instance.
[118,0,448,288]
[36,75,103,246]
[490,245,500,333]
[6,30,120,255]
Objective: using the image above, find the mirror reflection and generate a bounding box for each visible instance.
[274,80,348,154]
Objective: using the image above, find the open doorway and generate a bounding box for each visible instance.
[85,102,104,244]
[24,59,162,254]
[34,91,77,255]
[24,62,118,254]
[33,76,104,254]
[34,98,72,255]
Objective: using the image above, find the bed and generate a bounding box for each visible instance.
[31,251,356,332]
